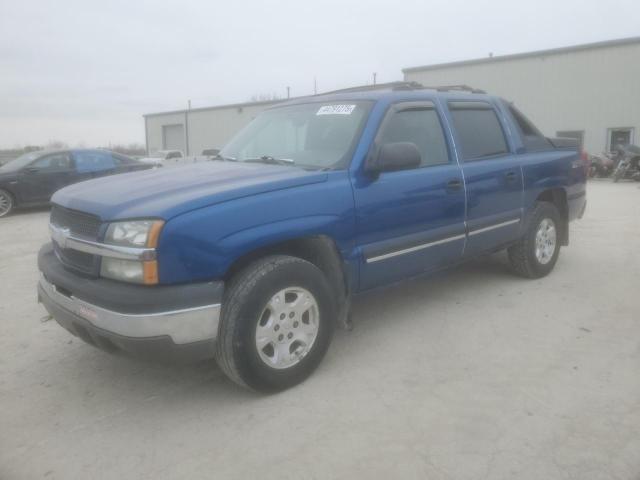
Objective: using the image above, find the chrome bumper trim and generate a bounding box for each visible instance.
[366,234,466,263]
[39,275,220,344]
[467,218,520,237]
[49,223,156,261]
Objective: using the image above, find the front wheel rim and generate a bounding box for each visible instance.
[535,218,556,265]
[255,287,320,370]
[0,192,12,217]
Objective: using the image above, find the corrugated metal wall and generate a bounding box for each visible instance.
[145,102,280,156]
[404,42,640,154]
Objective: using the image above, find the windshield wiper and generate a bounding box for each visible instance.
[244,155,295,166]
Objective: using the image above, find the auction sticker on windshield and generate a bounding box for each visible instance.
[316,104,356,115]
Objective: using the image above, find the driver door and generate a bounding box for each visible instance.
[352,101,466,290]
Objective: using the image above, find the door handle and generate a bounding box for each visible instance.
[505,171,517,183]
[446,179,463,191]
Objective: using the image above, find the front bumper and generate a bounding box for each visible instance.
[38,243,223,363]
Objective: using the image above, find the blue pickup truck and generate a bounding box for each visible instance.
[38,85,587,391]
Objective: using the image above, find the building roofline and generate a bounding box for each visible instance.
[143,98,286,118]
[402,35,640,74]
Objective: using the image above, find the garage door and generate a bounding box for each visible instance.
[162,124,185,151]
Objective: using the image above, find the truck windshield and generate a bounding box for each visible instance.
[219,101,371,170]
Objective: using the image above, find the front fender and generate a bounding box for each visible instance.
[156,171,356,284]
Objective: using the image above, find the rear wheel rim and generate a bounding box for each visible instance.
[0,191,12,217]
[255,287,320,370]
[535,218,556,265]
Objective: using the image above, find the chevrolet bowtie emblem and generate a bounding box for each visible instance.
[51,225,71,249]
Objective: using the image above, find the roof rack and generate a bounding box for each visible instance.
[320,81,486,95]
[321,81,417,94]
[422,84,487,94]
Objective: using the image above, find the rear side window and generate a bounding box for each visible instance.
[378,105,449,167]
[507,104,552,152]
[74,151,115,173]
[112,153,135,165]
[448,102,508,160]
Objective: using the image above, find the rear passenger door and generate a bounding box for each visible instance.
[353,101,466,290]
[446,100,524,256]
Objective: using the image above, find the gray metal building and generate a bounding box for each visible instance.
[403,36,640,154]
[144,99,283,156]
[145,36,640,157]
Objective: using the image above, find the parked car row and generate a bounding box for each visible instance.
[138,149,221,167]
[0,149,153,217]
[0,147,226,218]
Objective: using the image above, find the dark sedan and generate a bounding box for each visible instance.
[0,149,153,217]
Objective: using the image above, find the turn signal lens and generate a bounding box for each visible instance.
[146,221,164,248]
[143,261,158,285]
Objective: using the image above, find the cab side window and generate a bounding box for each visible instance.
[378,106,449,167]
[448,102,509,160]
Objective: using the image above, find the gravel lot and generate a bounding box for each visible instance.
[1,181,639,480]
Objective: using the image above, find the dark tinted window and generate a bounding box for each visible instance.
[30,153,72,170]
[449,102,508,160]
[378,106,449,167]
[74,151,115,173]
[508,105,552,151]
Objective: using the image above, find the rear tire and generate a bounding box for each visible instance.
[215,255,335,392]
[0,189,14,218]
[508,202,562,279]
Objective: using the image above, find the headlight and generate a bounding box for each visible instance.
[100,220,163,284]
[104,220,163,248]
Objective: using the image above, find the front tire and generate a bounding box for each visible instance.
[215,255,335,392]
[508,202,562,278]
[0,189,14,218]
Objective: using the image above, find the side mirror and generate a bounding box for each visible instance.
[366,142,421,174]
[24,166,39,174]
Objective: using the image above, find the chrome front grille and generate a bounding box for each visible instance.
[50,205,101,240]
[50,205,102,275]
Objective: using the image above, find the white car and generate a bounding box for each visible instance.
[138,150,185,167]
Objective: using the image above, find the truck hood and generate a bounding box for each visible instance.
[52,162,328,221]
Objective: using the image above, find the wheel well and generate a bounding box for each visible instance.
[536,188,568,245]
[0,187,16,201]
[223,235,349,301]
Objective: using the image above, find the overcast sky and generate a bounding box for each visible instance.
[1,0,638,148]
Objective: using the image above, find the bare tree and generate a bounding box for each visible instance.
[45,140,69,149]
[109,143,146,156]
